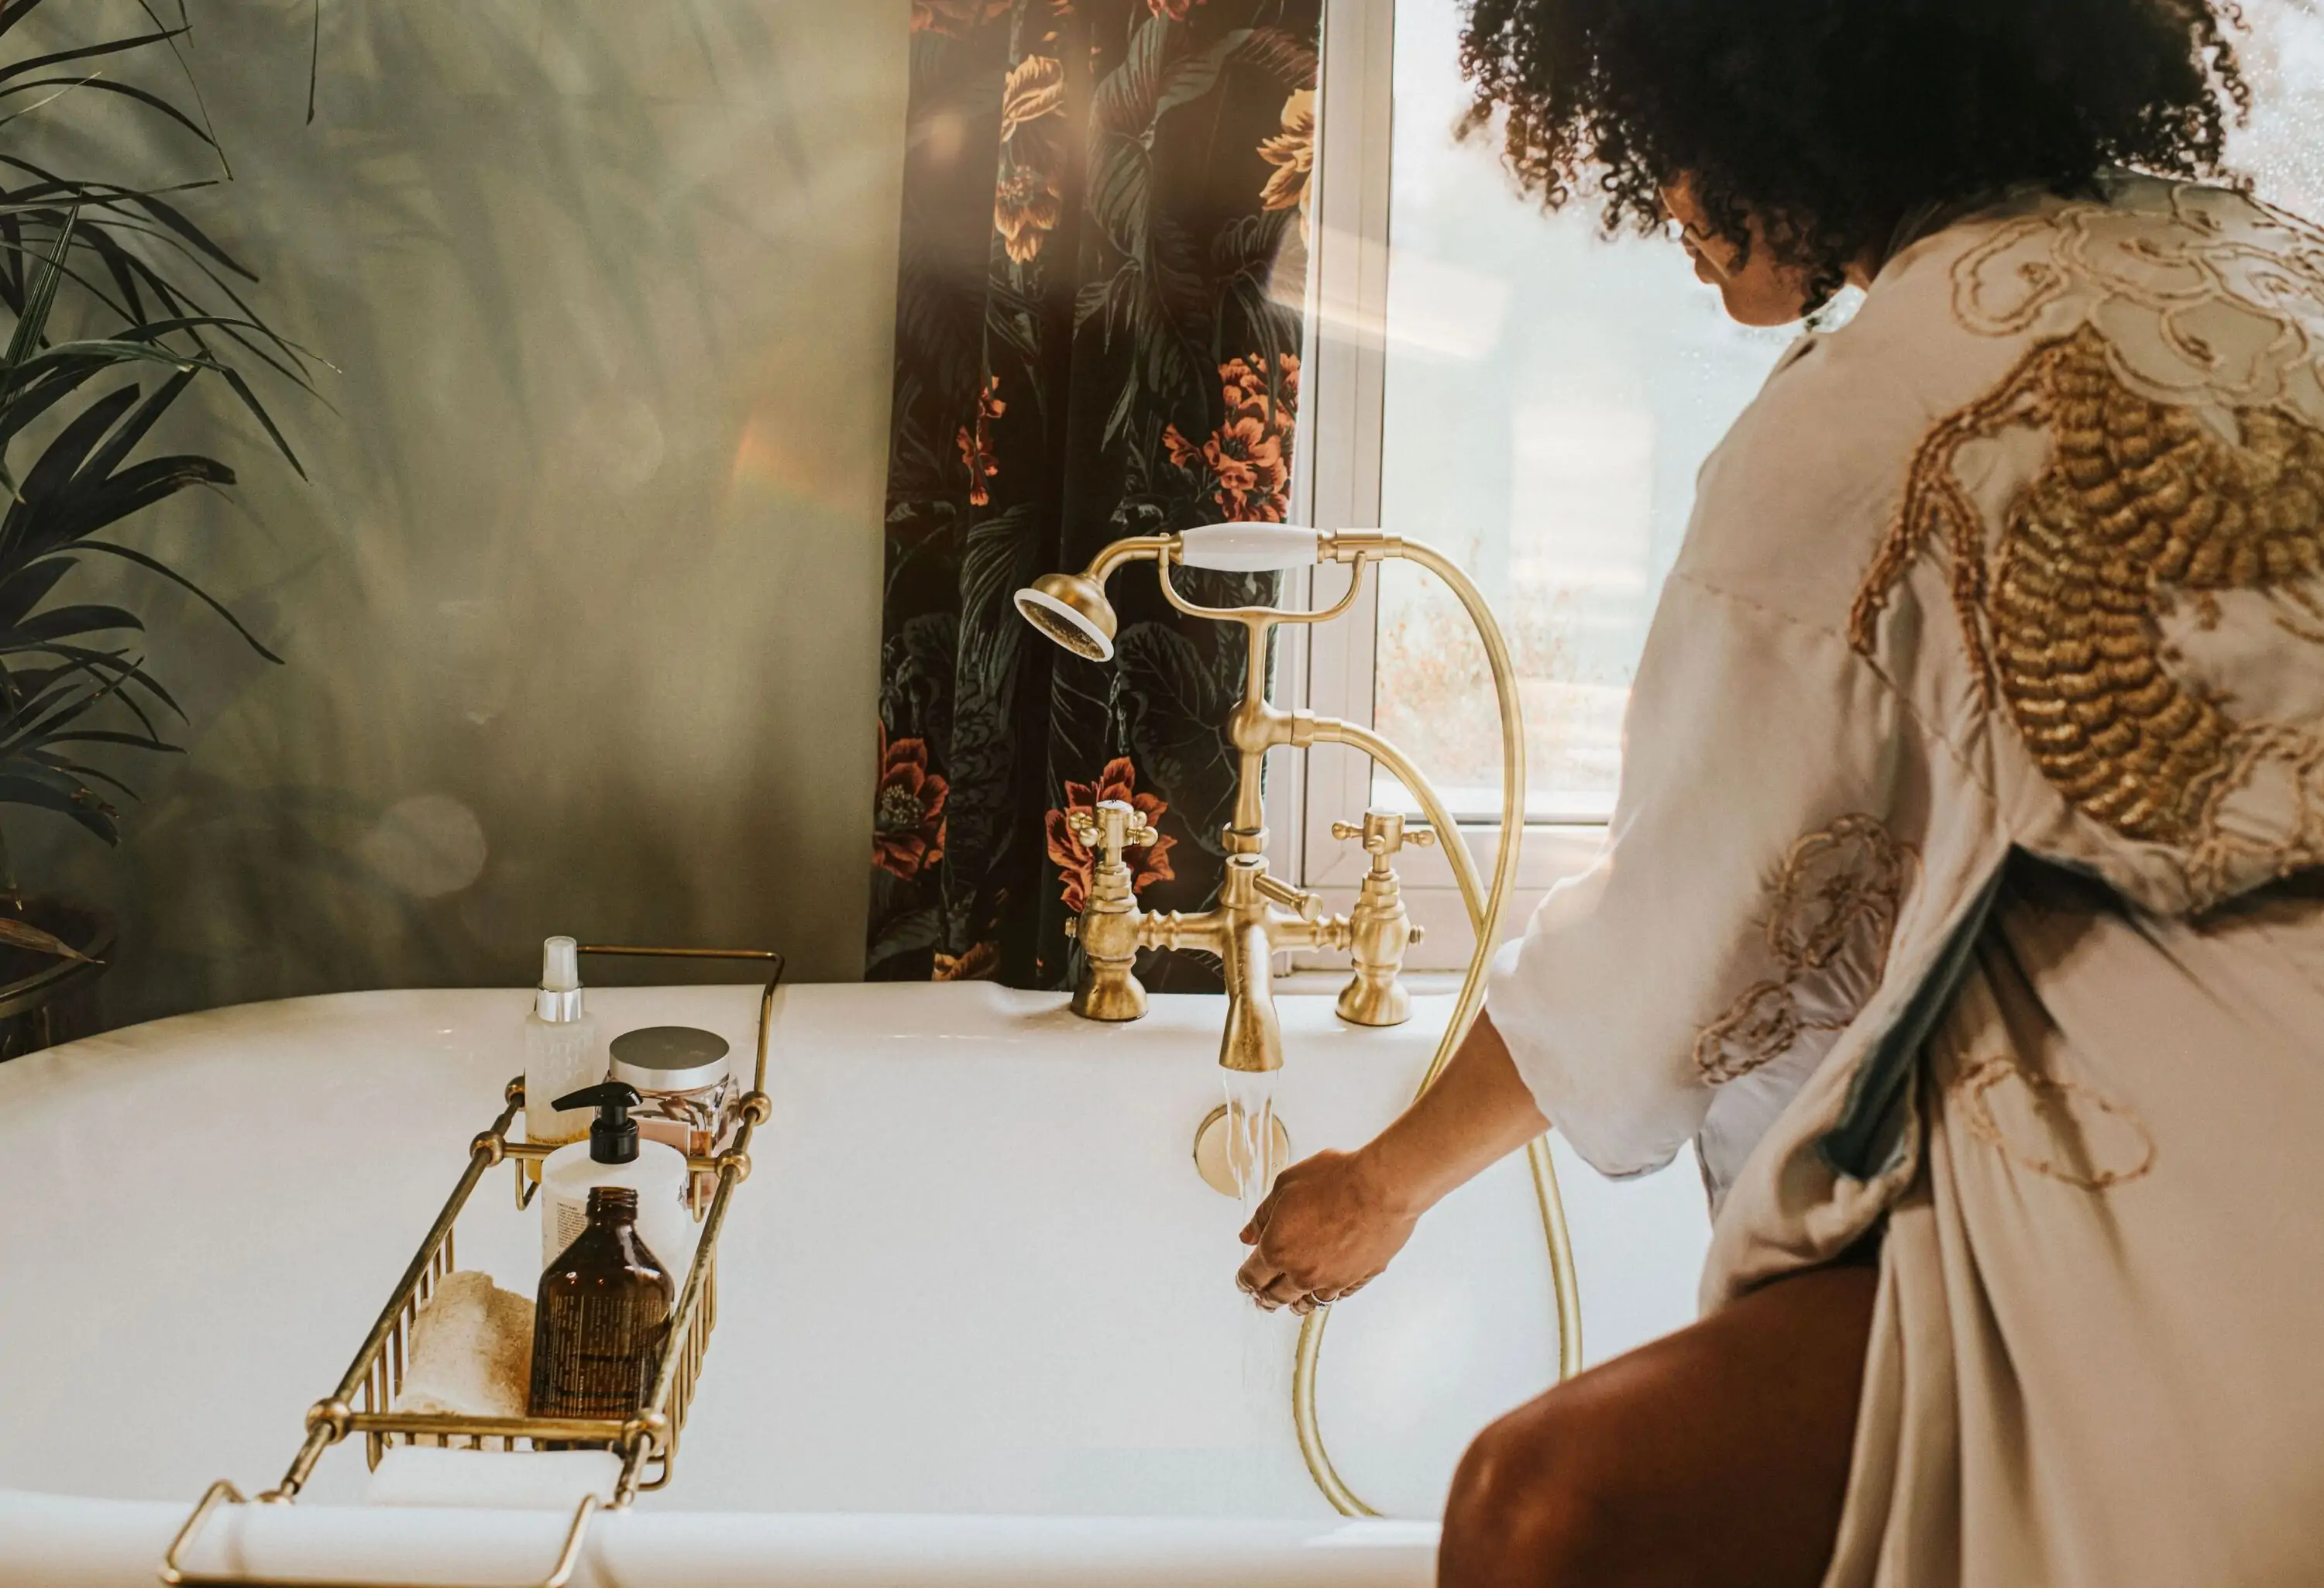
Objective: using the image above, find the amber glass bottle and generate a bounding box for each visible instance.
[528,1185,673,1421]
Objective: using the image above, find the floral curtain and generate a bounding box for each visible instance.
[870,0,1322,988]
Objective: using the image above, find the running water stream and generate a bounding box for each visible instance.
[1219,1067,1281,1221]
[1222,1067,1294,1445]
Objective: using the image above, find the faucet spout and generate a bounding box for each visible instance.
[1218,919,1283,1074]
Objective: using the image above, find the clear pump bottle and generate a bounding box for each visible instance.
[524,936,602,1170]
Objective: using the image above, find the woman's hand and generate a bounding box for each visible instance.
[1236,1147,1421,1314]
[1231,1011,1551,1315]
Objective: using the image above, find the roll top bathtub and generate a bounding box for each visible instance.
[0,982,1707,1586]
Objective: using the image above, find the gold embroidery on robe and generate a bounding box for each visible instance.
[1950,1054,2158,1191]
[1696,815,1913,1084]
[1945,184,2324,410]
[1852,323,2324,889]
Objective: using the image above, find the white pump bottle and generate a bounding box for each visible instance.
[538,1081,696,1278]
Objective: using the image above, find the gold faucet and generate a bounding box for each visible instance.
[1016,521,1585,1524]
[1017,526,1435,1072]
[1065,792,1363,1068]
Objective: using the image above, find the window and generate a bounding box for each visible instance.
[1280,0,2324,968]
[1367,1,1794,827]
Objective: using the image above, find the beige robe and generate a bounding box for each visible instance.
[1487,174,2324,1584]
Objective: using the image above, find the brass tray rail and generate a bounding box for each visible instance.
[161,947,785,1588]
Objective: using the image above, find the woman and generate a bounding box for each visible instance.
[1236,3,2324,1584]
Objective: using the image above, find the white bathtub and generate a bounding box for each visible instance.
[0,982,1710,1585]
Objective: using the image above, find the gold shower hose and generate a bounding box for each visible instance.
[1289,539,1584,1517]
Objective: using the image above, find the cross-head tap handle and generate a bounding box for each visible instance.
[1071,798,1157,867]
[1331,807,1435,868]
[1063,798,1153,1024]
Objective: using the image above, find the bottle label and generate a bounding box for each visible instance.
[528,1293,671,1420]
[553,1200,589,1262]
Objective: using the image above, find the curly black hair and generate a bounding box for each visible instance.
[1459,0,2254,309]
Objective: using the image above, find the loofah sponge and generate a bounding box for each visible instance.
[394,1270,534,1426]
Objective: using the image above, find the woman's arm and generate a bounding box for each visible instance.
[1236,1009,1548,1312]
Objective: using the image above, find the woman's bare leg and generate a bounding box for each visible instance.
[1440,1260,1879,1588]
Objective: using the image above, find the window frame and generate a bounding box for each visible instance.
[1270,0,1605,971]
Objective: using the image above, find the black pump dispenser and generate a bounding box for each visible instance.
[552,1080,643,1164]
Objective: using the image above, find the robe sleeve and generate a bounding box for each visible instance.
[1487,569,1923,1180]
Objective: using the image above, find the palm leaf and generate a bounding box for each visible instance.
[0,10,301,853]
[74,540,277,664]
[9,379,136,501]
[0,644,180,728]
[75,363,188,476]
[5,640,183,730]
[0,29,188,89]
[0,156,249,277]
[0,1,55,38]
[10,603,139,641]
[0,767,115,842]
[0,911,95,961]
[0,550,70,623]
[25,748,149,801]
[0,202,67,381]
[7,452,237,568]
[0,75,217,146]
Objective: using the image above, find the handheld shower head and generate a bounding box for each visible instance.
[1013,572,1118,662]
[1013,524,1333,662]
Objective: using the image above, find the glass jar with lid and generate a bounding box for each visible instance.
[607,1024,735,1215]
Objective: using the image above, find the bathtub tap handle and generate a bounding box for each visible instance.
[1330,814,1436,851]
[1332,808,1429,1027]
[1067,799,1153,1023]
[1067,803,1157,853]
[1253,869,1326,923]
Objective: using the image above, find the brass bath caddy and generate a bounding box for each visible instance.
[161,946,786,1588]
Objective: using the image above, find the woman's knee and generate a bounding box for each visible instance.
[1439,1260,1882,1588]
[1440,1397,1618,1588]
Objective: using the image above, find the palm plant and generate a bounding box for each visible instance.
[0,9,307,973]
